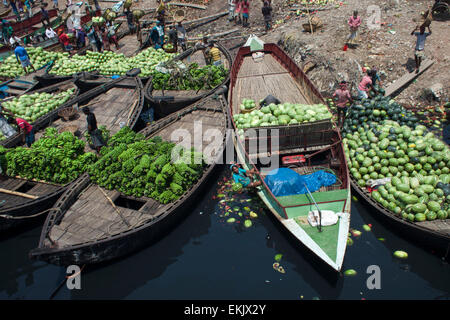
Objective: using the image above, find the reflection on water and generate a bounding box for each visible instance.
[0,166,449,299]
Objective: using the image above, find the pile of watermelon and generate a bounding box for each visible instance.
[342,94,419,135]
[344,120,450,222]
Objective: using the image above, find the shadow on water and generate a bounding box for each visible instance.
[257,203,344,299]
[64,168,221,300]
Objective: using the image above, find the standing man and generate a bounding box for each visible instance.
[411,25,431,73]
[75,27,86,49]
[241,0,250,27]
[235,0,242,25]
[14,43,36,74]
[40,4,51,27]
[261,0,272,32]
[228,0,236,22]
[168,25,177,52]
[176,21,186,51]
[9,0,21,21]
[208,42,221,66]
[125,7,135,34]
[347,10,361,45]
[357,69,374,100]
[82,106,105,153]
[107,22,119,50]
[332,81,353,128]
[87,26,99,52]
[101,27,110,51]
[7,116,34,147]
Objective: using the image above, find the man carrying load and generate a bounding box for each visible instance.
[208,42,221,66]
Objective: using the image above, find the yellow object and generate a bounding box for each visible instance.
[209,47,220,62]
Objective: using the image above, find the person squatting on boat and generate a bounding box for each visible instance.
[231,164,262,189]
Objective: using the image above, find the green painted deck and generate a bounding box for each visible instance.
[284,200,346,219]
[295,218,340,262]
[277,189,349,207]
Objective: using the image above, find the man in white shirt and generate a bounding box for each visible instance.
[411,25,431,73]
[45,27,57,39]
[9,35,21,47]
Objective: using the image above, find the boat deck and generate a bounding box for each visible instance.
[150,99,226,163]
[0,177,61,210]
[231,54,309,114]
[35,84,140,152]
[47,183,163,247]
[46,98,226,248]
[116,33,141,57]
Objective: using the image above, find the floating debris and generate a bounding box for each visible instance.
[377,238,385,242]
[362,224,372,232]
[394,250,408,259]
[347,237,354,246]
[243,207,250,212]
[250,211,258,218]
[277,266,286,274]
[227,218,236,223]
[344,269,357,276]
[274,254,283,262]
[351,229,362,237]
[352,196,358,202]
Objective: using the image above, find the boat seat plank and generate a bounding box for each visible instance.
[237,55,288,78]
[151,90,210,98]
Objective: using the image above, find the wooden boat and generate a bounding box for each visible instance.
[228,39,351,271]
[0,78,38,98]
[0,79,79,145]
[29,92,229,266]
[144,42,232,119]
[8,9,59,36]
[74,70,151,94]
[0,75,144,234]
[350,177,450,256]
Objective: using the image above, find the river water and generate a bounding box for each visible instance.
[1,166,449,300]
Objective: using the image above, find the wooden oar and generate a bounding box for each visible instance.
[0,188,38,199]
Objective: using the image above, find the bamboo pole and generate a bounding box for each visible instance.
[0,188,38,199]
[97,186,131,227]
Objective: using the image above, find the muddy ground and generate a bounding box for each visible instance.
[57,0,449,107]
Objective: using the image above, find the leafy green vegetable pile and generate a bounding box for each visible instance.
[88,127,206,204]
[344,120,450,222]
[2,88,76,123]
[2,128,97,184]
[151,63,227,91]
[233,101,332,129]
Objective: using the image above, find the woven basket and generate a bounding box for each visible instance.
[59,125,79,135]
[58,106,77,121]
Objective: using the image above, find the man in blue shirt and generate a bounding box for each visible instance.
[411,25,432,73]
[231,164,261,188]
[14,44,36,74]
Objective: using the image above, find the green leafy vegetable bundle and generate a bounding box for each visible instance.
[3,128,97,184]
[88,127,206,204]
[151,63,227,91]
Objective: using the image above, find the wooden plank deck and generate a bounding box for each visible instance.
[384,59,434,97]
[49,183,163,247]
[154,103,226,162]
[232,54,309,114]
[0,177,60,209]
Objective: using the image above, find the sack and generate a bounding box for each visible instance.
[307,210,340,227]
[259,94,281,107]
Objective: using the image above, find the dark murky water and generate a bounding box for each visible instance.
[1,166,449,300]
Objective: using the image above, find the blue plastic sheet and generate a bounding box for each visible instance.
[264,168,337,197]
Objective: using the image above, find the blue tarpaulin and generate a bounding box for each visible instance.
[264,168,337,197]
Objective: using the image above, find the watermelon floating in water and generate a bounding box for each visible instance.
[227,218,236,223]
[393,250,408,259]
[344,269,357,276]
[244,220,252,228]
[363,224,372,232]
